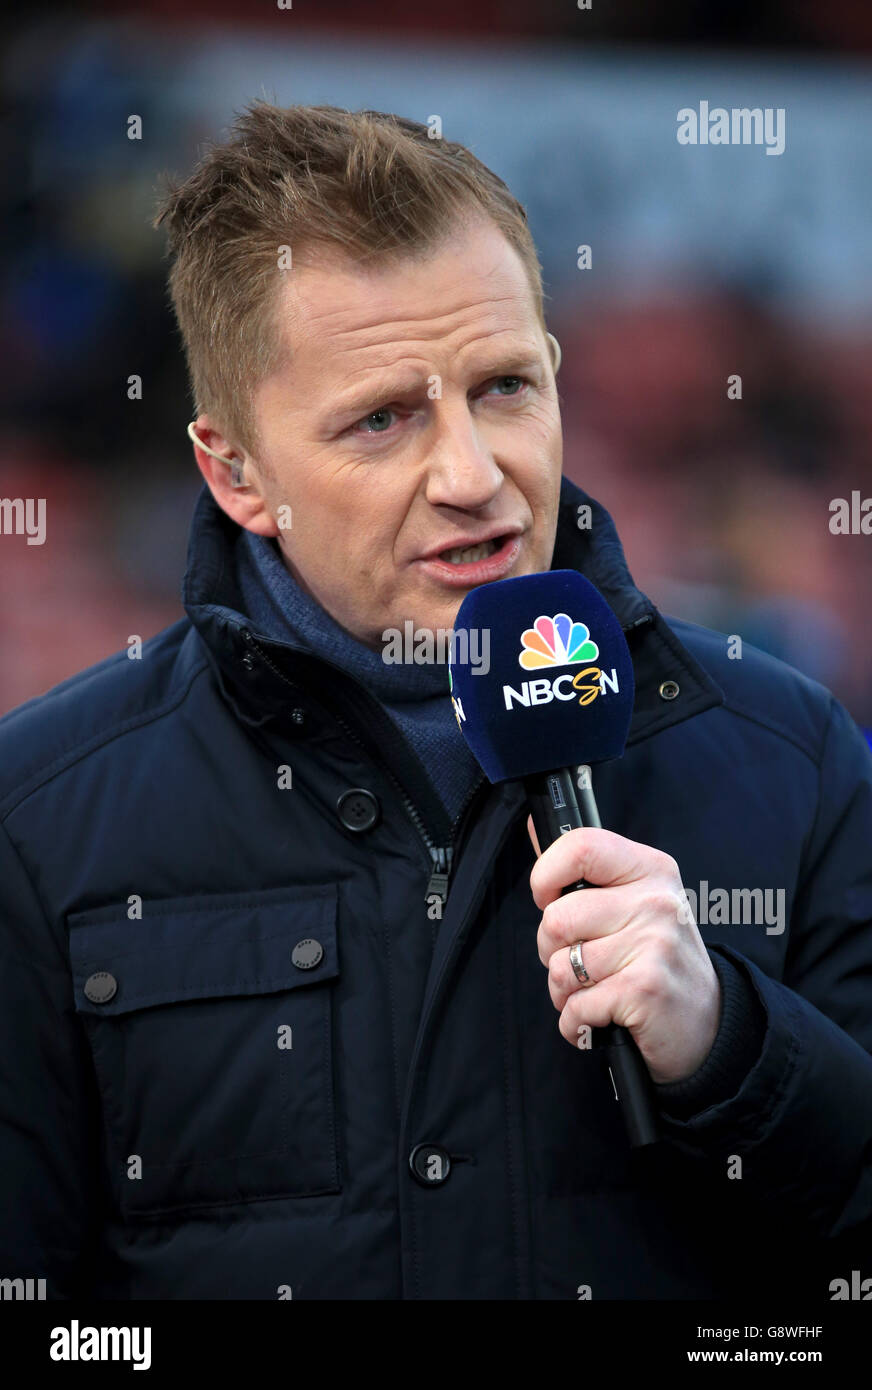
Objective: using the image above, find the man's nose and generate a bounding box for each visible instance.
[423,402,504,510]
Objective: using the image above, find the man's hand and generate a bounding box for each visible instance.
[527,819,721,1084]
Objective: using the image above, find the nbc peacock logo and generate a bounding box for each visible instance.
[518,613,599,669]
[500,611,619,712]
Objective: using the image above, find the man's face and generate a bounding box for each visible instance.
[234,218,563,649]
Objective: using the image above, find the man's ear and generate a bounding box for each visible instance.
[188,416,278,537]
[546,332,562,375]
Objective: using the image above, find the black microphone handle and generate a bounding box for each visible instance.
[524,766,660,1149]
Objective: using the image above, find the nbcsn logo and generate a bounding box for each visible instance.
[503,612,620,711]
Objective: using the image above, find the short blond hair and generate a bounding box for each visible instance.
[154,101,546,456]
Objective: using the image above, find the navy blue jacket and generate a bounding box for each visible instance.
[1,476,870,1299]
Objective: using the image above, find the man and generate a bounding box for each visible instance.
[1,102,870,1301]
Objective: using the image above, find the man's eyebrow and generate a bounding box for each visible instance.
[324,353,546,424]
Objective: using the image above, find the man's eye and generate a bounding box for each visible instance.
[354,408,396,434]
[350,378,527,434]
[487,375,526,396]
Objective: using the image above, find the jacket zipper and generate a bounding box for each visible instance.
[241,631,486,906]
[326,705,488,909]
[423,771,489,906]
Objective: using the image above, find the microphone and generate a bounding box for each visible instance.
[448,568,659,1148]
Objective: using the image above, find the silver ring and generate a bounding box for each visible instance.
[569,940,593,986]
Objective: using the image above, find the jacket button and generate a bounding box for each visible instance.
[409,1143,452,1187]
[83,971,117,1004]
[336,788,380,833]
[659,680,680,700]
[291,939,324,970]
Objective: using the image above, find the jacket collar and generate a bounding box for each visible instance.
[181,477,724,747]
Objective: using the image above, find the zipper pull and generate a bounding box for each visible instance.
[425,846,453,913]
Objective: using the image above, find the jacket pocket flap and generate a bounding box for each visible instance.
[68,884,338,1017]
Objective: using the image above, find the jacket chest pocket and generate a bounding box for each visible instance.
[68,884,340,1219]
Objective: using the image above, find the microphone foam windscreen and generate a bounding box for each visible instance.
[448,570,635,783]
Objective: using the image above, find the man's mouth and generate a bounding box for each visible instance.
[416,532,523,586]
[438,538,501,565]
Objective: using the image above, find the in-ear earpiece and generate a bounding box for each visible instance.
[186,421,247,488]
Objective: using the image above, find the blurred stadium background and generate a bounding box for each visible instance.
[1,1,871,737]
